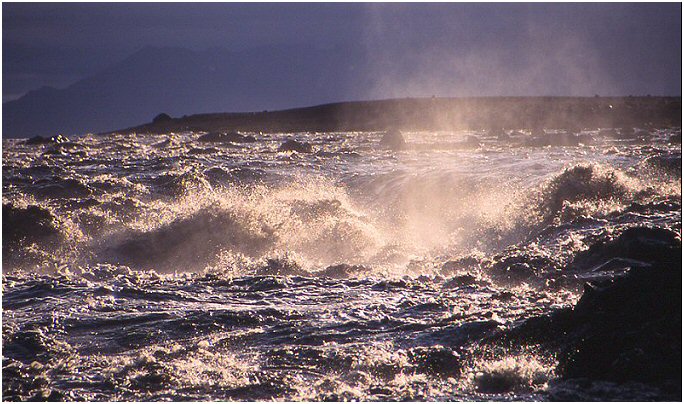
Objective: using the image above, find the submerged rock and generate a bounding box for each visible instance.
[278,139,313,153]
[379,129,406,150]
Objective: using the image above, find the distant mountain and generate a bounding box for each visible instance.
[2,45,370,137]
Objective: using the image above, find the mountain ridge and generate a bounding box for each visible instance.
[2,45,368,137]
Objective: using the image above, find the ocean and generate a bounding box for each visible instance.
[2,128,681,400]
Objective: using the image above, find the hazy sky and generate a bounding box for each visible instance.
[3,2,682,102]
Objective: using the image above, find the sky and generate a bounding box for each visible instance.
[3,2,682,103]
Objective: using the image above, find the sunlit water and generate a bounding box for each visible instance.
[2,129,681,400]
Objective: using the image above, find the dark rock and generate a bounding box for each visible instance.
[256,257,308,277]
[501,262,535,281]
[558,253,682,385]
[409,346,461,378]
[443,274,489,288]
[379,129,406,150]
[486,253,557,284]
[489,227,681,395]
[41,148,67,156]
[368,386,393,396]
[278,139,313,153]
[152,139,172,148]
[198,131,255,143]
[152,113,173,124]
[493,291,515,301]
[571,226,680,270]
[148,172,208,197]
[440,256,481,275]
[25,135,70,145]
[318,264,367,279]
[50,134,70,144]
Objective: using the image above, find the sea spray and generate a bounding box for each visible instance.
[2,129,680,400]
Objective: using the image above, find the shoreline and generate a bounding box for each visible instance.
[110,96,682,135]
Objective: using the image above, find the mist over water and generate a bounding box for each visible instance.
[2,128,681,400]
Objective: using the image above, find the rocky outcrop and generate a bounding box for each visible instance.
[570,226,680,270]
[486,226,682,399]
[557,255,681,386]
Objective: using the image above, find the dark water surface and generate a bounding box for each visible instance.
[2,129,681,400]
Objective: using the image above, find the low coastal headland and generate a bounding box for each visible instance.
[114,96,681,135]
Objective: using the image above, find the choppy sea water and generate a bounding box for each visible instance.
[2,129,681,401]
